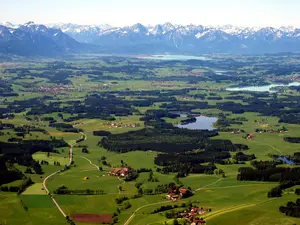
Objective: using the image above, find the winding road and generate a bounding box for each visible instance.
[123,200,172,225]
[42,131,87,218]
[123,178,223,225]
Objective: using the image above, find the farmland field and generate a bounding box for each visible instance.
[1,53,300,225]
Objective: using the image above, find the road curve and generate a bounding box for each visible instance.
[123,200,171,225]
[42,145,73,218]
[42,131,86,218]
[123,178,223,225]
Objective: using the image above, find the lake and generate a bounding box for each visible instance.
[140,54,210,61]
[226,82,300,92]
[176,116,218,130]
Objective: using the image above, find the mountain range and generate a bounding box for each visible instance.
[0,22,86,56]
[1,22,300,56]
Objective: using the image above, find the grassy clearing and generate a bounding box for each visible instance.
[22,183,46,195]
[33,152,70,166]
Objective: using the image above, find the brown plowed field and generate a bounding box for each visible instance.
[71,213,112,223]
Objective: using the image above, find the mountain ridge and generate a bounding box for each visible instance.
[1,21,300,55]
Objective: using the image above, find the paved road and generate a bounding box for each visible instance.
[42,145,73,218]
[123,200,172,225]
[123,178,223,225]
[42,131,86,218]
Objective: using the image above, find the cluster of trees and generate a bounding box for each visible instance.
[180,117,197,125]
[49,123,81,133]
[65,216,76,225]
[279,199,300,218]
[0,123,15,130]
[156,154,219,175]
[0,139,68,154]
[93,130,111,136]
[233,152,256,162]
[54,186,104,195]
[268,181,299,198]
[115,196,128,204]
[14,125,47,133]
[238,162,300,182]
[0,155,23,185]
[81,147,88,154]
[150,202,189,214]
[214,116,247,128]
[284,137,300,143]
[124,169,139,182]
[0,176,34,194]
[0,80,18,97]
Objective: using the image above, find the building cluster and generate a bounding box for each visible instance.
[38,85,72,94]
[255,128,288,134]
[109,168,129,177]
[231,129,242,134]
[246,133,254,140]
[179,207,207,224]
[106,122,139,129]
[167,188,193,201]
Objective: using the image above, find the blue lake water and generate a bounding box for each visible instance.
[277,156,294,165]
[176,116,217,130]
[226,82,300,92]
[141,54,210,61]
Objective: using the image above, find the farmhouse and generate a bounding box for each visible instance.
[246,133,254,140]
[109,168,129,177]
[179,187,193,198]
[191,219,206,225]
[167,193,180,201]
[167,187,193,201]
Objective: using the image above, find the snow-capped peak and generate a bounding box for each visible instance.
[23,21,35,27]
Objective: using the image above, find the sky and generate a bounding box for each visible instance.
[1,0,300,27]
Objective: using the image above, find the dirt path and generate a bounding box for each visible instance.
[80,156,99,170]
[195,178,223,192]
[251,140,283,154]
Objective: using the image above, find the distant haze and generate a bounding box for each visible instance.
[1,0,300,27]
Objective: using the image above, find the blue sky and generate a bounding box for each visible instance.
[1,0,299,27]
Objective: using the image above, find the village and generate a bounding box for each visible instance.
[107,167,207,224]
[106,121,141,129]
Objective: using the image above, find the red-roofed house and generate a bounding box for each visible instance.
[109,168,129,177]
[167,193,180,201]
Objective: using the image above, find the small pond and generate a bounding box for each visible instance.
[277,156,294,165]
[176,115,218,130]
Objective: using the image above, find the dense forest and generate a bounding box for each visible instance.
[100,128,220,153]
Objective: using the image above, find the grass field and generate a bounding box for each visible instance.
[0,193,67,225]
[33,152,70,166]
